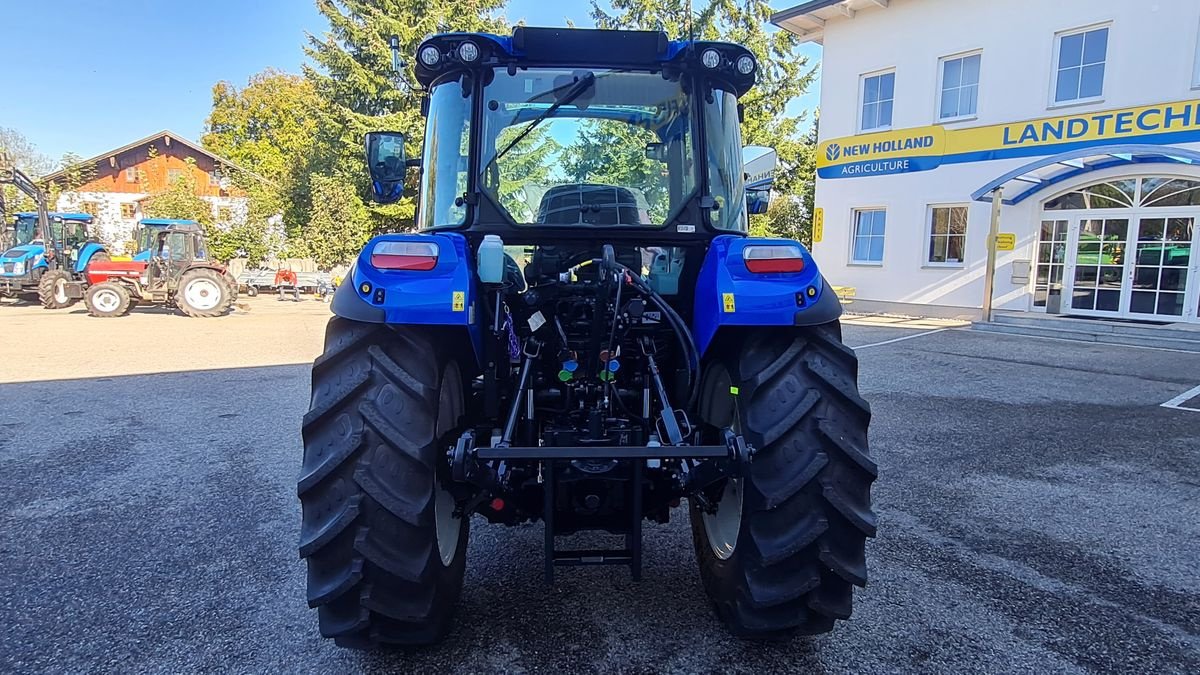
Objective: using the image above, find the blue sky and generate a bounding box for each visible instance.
[2,0,819,165]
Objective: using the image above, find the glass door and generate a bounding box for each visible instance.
[1130,216,1194,320]
[1066,217,1129,316]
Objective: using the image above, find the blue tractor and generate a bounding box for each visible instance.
[131,218,190,262]
[0,161,109,308]
[299,27,876,648]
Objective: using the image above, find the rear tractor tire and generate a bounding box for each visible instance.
[85,282,132,318]
[37,269,75,309]
[690,323,877,638]
[299,318,470,648]
[176,268,234,317]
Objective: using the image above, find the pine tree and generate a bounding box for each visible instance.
[303,0,507,232]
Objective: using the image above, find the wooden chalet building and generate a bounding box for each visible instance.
[42,131,259,251]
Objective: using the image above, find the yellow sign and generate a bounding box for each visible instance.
[722,293,735,313]
[452,291,465,312]
[817,98,1200,179]
[813,207,824,243]
[996,233,1017,251]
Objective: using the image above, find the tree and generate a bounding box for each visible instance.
[202,69,324,240]
[303,174,373,268]
[561,120,670,220]
[0,127,55,177]
[592,0,816,196]
[303,0,507,232]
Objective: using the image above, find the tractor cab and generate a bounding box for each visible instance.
[133,218,192,262]
[146,222,210,286]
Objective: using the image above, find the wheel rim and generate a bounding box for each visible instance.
[434,486,460,566]
[92,289,121,313]
[703,478,743,560]
[434,363,463,566]
[701,364,743,560]
[53,279,68,304]
[183,278,222,311]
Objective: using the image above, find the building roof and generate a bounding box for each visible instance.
[40,130,270,186]
[772,0,895,44]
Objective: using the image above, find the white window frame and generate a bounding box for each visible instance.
[849,207,887,266]
[924,204,970,268]
[936,50,982,123]
[1049,22,1111,108]
[859,69,895,133]
[124,166,137,183]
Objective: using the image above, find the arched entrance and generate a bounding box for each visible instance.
[1036,175,1199,322]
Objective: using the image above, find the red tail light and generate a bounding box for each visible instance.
[743,244,805,273]
[370,241,439,270]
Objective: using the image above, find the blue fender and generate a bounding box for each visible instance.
[692,235,842,355]
[75,242,108,274]
[332,232,482,365]
[132,249,151,262]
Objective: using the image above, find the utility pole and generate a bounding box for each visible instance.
[981,186,1003,323]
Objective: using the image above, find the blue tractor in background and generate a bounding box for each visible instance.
[131,218,190,262]
[299,27,876,648]
[0,159,110,308]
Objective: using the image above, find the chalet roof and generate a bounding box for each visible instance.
[41,130,270,186]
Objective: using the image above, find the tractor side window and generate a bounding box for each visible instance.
[419,77,472,230]
[705,89,747,232]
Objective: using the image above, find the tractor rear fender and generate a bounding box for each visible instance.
[332,232,482,366]
[75,242,108,274]
[692,235,842,355]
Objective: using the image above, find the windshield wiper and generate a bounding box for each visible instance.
[485,71,596,170]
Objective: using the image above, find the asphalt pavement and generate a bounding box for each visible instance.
[1,315,1198,673]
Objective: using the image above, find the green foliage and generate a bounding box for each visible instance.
[593,0,816,195]
[303,0,508,232]
[303,174,373,268]
[561,120,668,220]
[142,161,213,227]
[495,125,561,222]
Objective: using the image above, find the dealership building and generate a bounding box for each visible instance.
[774,0,1200,323]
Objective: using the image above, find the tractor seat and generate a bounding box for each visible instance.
[536,184,651,226]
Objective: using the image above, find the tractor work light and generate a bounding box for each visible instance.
[701,48,722,69]
[457,41,480,63]
[419,45,442,67]
[370,240,440,271]
[736,55,756,75]
[743,244,805,274]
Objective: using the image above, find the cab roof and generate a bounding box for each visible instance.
[16,212,94,222]
[139,218,198,226]
[414,27,758,96]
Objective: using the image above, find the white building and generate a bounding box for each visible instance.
[774,0,1200,323]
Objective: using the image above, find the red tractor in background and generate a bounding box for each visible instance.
[82,222,237,318]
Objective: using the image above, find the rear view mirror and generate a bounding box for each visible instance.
[365,132,408,204]
[746,189,771,215]
[743,146,777,216]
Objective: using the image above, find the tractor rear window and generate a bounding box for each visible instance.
[478,68,697,228]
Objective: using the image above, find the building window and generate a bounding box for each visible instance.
[167,168,184,183]
[938,53,980,121]
[1053,25,1108,104]
[209,170,222,187]
[80,201,100,216]
[927,205,968,265]
[125,167,138,183]
[851,209,886,264]
[218,207,233,223]
[1034,220,1069,309]
[860,71,894,131]
[120,203,137,220]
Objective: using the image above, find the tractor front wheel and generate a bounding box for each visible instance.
[299,318,470,648]
[176,269,234,317]
[690,323,877,638]
[37,269,75,309]
[85,282,132,317]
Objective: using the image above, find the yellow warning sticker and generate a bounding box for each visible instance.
[452,291,465,311]
[722,293,735,313]
[813,207,825,243]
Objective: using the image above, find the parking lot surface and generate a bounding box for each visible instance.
[1,302,1197,673]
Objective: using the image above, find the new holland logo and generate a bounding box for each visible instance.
[826,143,841,161]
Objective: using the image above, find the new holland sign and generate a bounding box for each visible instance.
[818,99,1200,179]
